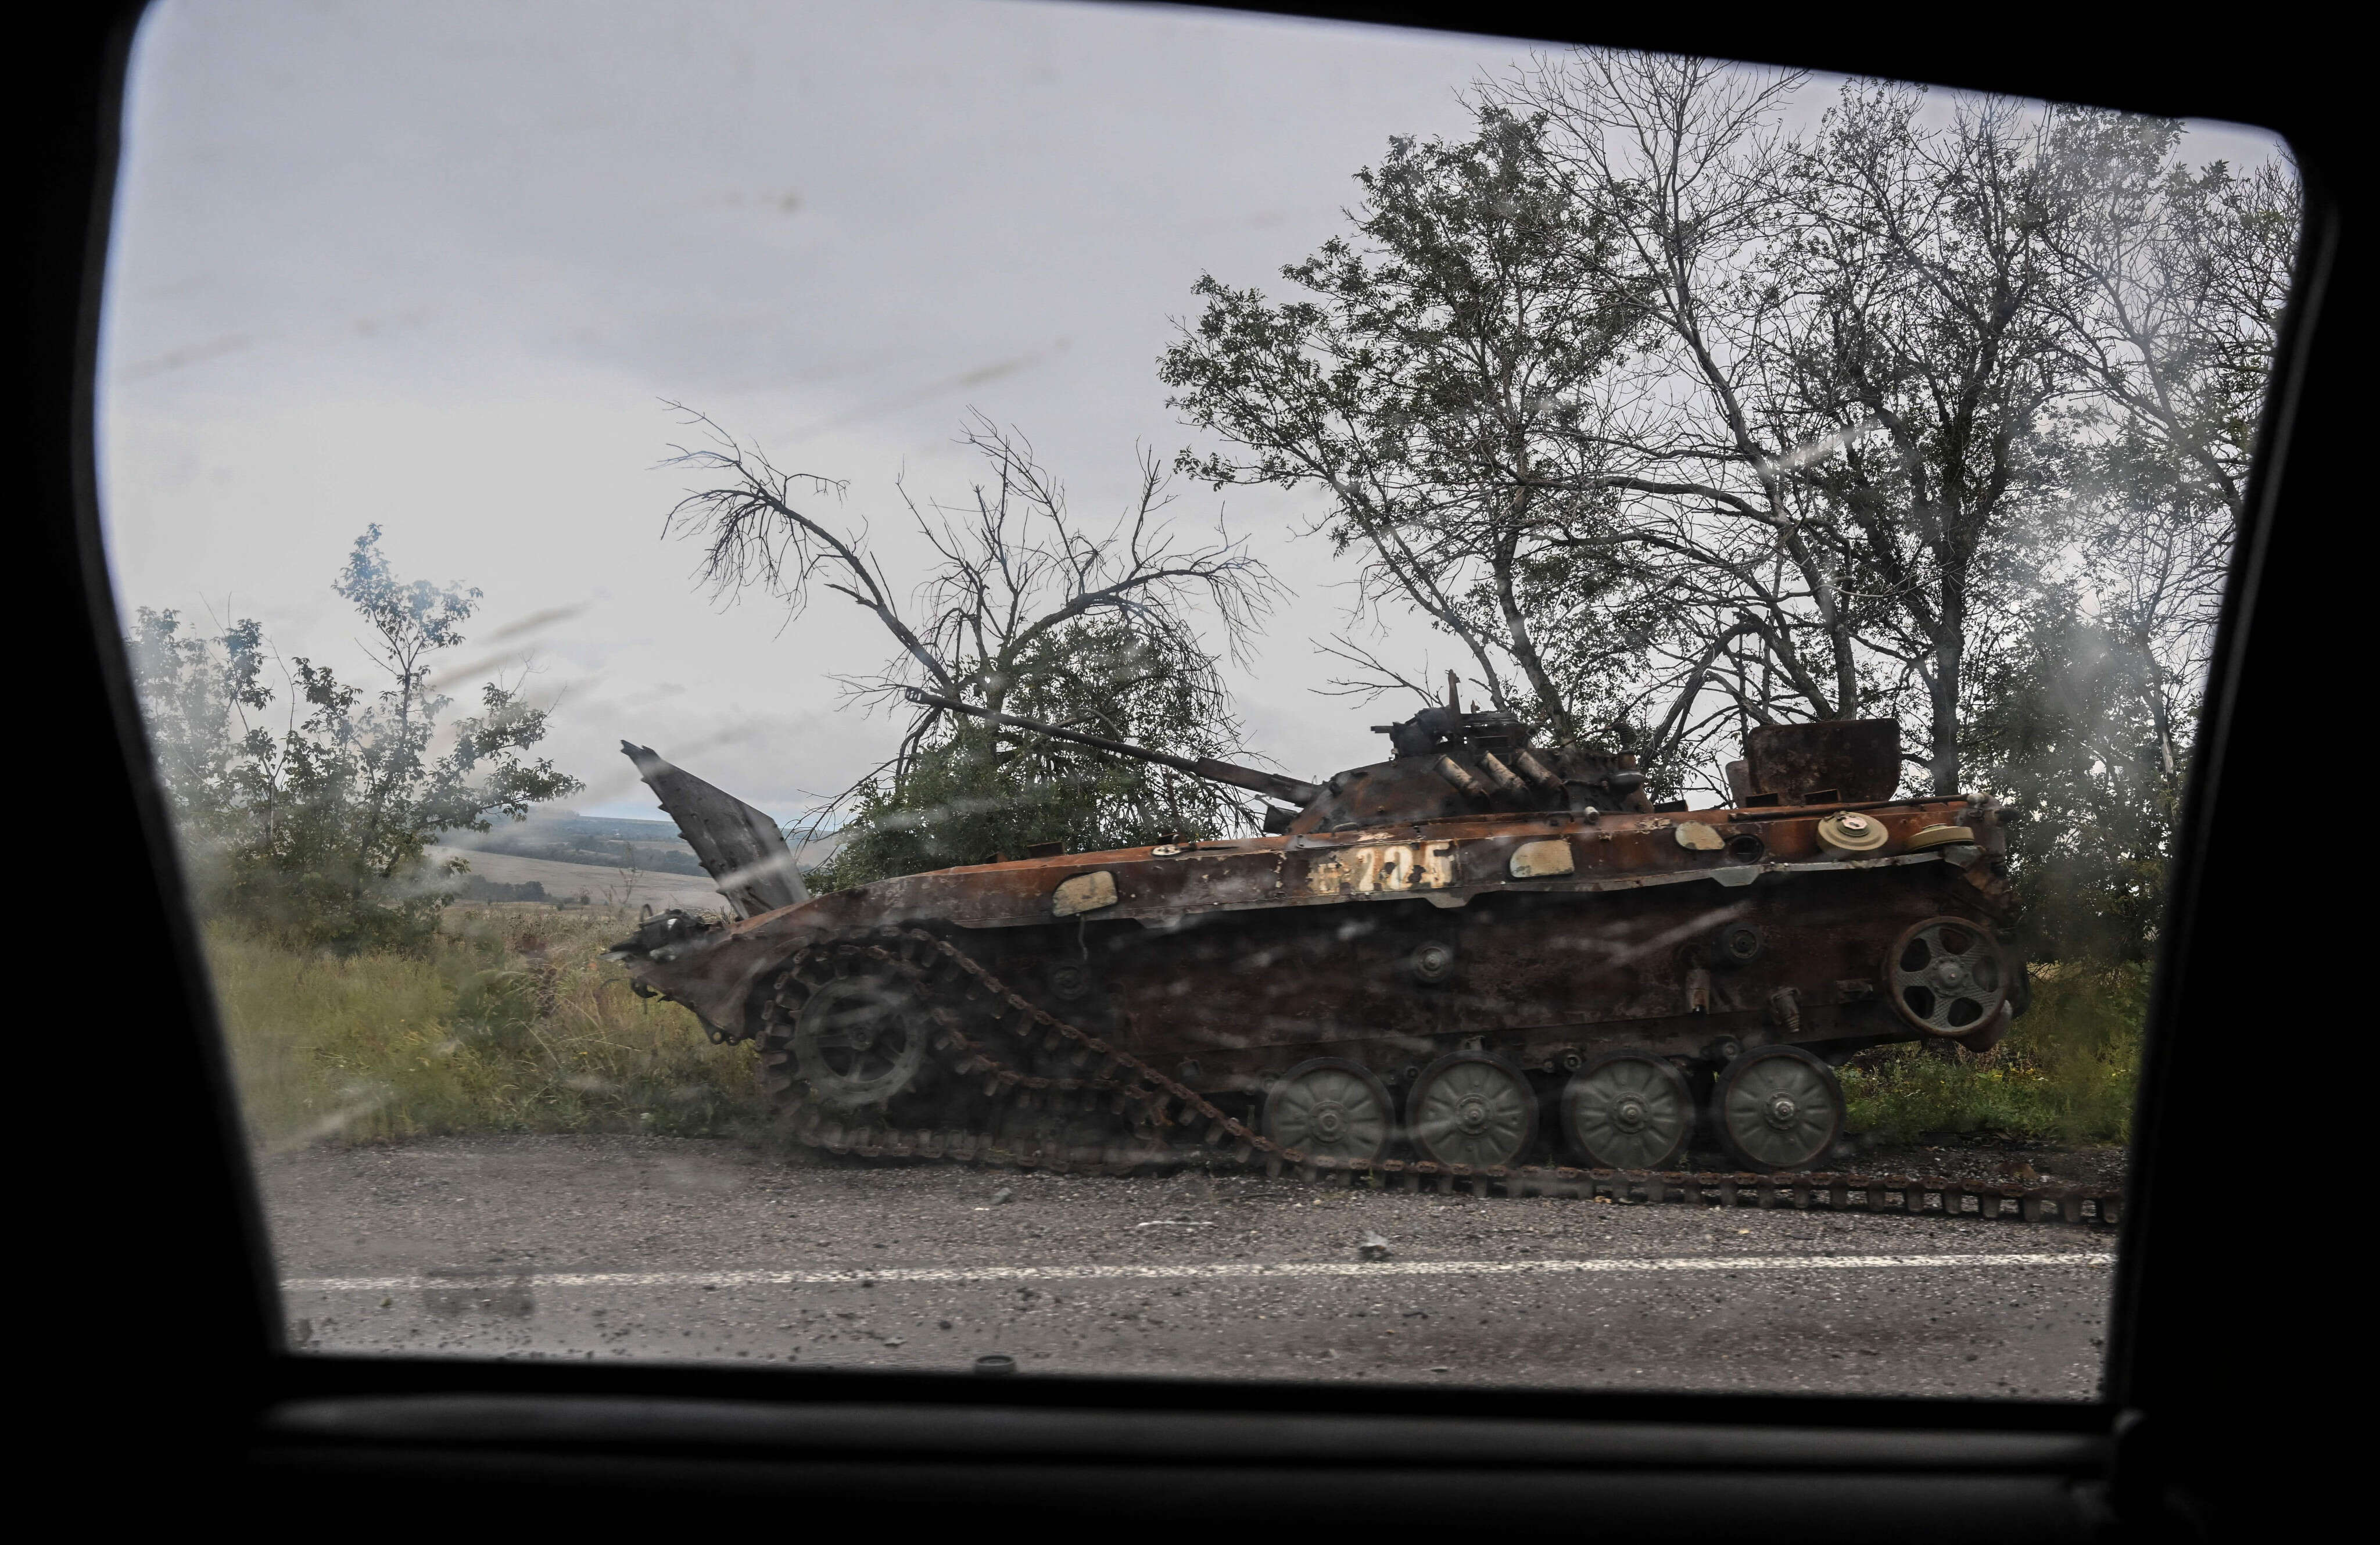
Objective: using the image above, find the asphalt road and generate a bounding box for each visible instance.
[261,1135,2114,1398]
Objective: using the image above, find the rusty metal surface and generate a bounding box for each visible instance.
[621,741,805,918]
[907,689,1656,836]
[616,704,2025,1195]
[628,795,2013,1102]
[1741,719,1904,803]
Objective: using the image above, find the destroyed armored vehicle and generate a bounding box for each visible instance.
[611,691,2019,1178]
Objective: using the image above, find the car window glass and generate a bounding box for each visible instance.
[103,0,2296,1393]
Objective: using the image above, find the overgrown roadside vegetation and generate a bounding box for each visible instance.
[207,905,762,1151]
[1841,966,2145,1147]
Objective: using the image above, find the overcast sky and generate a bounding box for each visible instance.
[99,0,2285,824]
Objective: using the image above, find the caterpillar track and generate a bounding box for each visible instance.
[755,929,2119,1229]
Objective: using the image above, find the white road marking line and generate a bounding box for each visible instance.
[284,1251,2113,1295]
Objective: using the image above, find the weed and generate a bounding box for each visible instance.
[1840,963,2145,1145]
[205,905,762,1149]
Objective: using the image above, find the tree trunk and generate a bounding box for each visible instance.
[1927,587,1965,795]
[1492,521,1572,738]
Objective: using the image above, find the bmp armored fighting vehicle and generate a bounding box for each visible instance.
[611,691,2018,1178]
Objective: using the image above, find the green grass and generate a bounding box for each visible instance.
[1840,964,2146,1146]
[205,906,763,1150]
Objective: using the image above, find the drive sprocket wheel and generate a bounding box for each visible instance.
[1886,916,2009,1037]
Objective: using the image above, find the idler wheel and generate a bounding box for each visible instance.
[791,974,929,1110]
[1263,1058,1393,1166]
[1713,1046,1843,1172]
[1886,916,2009,1036]
[1406,1051,1538,1170]
[1561,1051,1693,1170]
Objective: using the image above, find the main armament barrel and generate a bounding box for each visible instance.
[903,688,1322,808]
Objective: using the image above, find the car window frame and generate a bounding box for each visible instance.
[37,4,2344,1533]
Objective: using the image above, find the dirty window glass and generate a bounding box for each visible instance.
[103,0,2296,1393]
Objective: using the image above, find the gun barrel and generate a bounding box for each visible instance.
[904,688,1320,807]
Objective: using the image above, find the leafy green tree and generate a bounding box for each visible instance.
[1967,598,2179,962]
[1760,85,2089,794]
[1506,63,2289,950]
[126,608,275,838]
[664,413,1278,887]
[1494,53,1886,768]
[127,526,582,950]
[1160,108,1657,743]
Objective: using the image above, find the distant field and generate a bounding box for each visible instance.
[425,847,726,912]
[443,812,712,877]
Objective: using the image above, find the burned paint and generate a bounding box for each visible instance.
[613,704,2020,1172]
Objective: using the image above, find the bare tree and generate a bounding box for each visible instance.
[1485,63,2144,796]
[660,408,1281,876]
[1506,51,1873,762]
[1768,87,2088,793]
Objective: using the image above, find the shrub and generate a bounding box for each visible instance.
[128,527,581,955]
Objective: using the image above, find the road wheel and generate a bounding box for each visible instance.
[791,973,930,1110]
[1886,916,2009,1036]
[1406,1051,1537,1169]
[1263,1058,1393,1166]
[1562,1051,1693,1170]
[1713,1045,1843,1172]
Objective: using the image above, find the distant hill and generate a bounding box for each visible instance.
[440,812,709,876]
[426,846,728,912]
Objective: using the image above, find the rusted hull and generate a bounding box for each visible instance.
[629,797,2011,1091]
[958,866,1974,1095]
[1736,718,1903,803]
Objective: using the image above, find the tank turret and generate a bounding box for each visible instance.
[904,680,1654,836]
